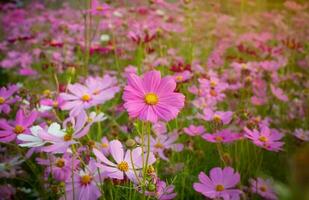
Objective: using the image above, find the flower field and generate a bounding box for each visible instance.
[0,0,308,199]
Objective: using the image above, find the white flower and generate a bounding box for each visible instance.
[100,34,110,42]
[37,105,52,112]
[47,123,66,137]
[88,112,107,123]
[17,126,46,147]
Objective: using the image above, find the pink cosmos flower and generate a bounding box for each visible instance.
[294,128,309,141]
[62,159,102,200]
[25,112,105,153]
[202,129,242,143]
[36,154,79,181]
[183,125,205,136]
[60,75,119,117]
[40,96,64,110]
[199,108,233,125]
[244,126,284,152]
[0,184,16,199]
[123,70,185,123]
[95,136,110,156]
[250,178,277,200]
[0,109,38,142]
[193,167,242,200]
[173,70,192,83]
[93,140,156,182]
[146,179,177,200]
[140,131,183,161]
[89,0,111,16]
[0,85,19,114]
[270,84,288,102]
[153,122,167,135]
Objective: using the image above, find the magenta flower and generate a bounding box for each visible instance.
[60,75,119,116]
[95,136,110,156]
[40,96,64,110]
[173,70,192,83]
[152,122,167,135]
[250,178,277,200]
[199,108,233,125]
[93,140,156,182]
[184,125,205,136]
[0,109,38,142]
[0,85,19,114]
[37,154,79,181]
[193,167,242,200]
[123,70,185,123]
[62,159,102,200]
[202,129,242,143]
[270,84,288,102]
[156,180,177,200]
[244,126,284,152]
[146,179,177,200]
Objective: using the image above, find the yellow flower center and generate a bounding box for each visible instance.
[213,115,222,123]
[210,81,217,87]
[96,6,104,11]
[215,136,223,142]
[55,158,65,168]
[81,94,91,102]
[52,101,58,107]
[43,89,51,97]
[80,174,92,185]
[144,93,159,105]
[63,134,72,141]
[117,161,129,172]
[0,97,5,104]
[215,184,225,191]
[176,75,183,81]
[14,125,25,134]
[101,143,109,148]
[241,63,247,69]
[154,142,164,149]
[259,185,267,192]
[210,89,217,97]
[259,136,268,143]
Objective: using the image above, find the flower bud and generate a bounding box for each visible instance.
[147,183,156,191]
[125,138,136,149]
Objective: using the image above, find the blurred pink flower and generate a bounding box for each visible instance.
[0,84,19,114]
[270,84,288,102]
[250,178,277,200]
[0,109,38,143]
[244,126,284,152]
[193,167,242,200]
[60,75,119,116]
[184,125,205,136]
[199,108,233,125]
[202,129,241,143]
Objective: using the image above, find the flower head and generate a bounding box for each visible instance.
[123,70,185,123]
[184,125,205,136]
[250,178,277,200]
[0,85,19,114]
[244,126,284,152]
[202,129,242,143]
[93,140,156,183]
[0,109,37,143]
[193,167,242,199]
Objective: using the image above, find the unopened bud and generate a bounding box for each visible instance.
[125,139,136,149]
[147,183,156,191]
